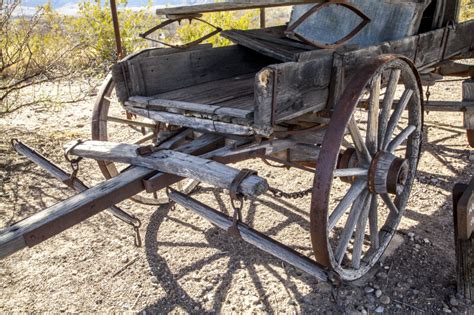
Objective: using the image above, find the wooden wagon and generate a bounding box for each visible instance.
[1,0,473,284]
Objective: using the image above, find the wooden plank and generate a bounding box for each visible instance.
[453,180,474,300]
[153,73,255,106]
[111,45,213,102]
[0,167,153,259]
[125,45,274,96]
[290,0,429,47]
[155,1,324,16]
[168,188,328,282]
[424,100,474,112]
[125,106,255,136]
[254,54,332,131]
[221,30,296,62]
[66,140,269,198]
[444,20,474,59]
[126,96,254,119]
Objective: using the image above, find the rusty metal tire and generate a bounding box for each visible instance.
[310,55,423,281]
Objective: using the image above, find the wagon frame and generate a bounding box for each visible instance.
[1,0,473,285]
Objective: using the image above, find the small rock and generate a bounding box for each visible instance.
[121,257,129,264]
[205,284,213,291]
[375,289,382,298]
[257,304,266,311]
[469,152,474,161]
[374,306,385,313]
[423,238,430,244]
[194,306,199,311]
[449,296,459,307]
[415,244,421,249]
[408,232,415,238]
[376,271,388,280]
[364,286,374,293]
[380,295,391,305]
[443,308,452,313]
[150,276,158,284]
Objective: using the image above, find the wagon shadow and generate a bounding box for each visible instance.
[141,188,348,314]
[140,122,472,313]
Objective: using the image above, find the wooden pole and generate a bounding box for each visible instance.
[0,167,154,259]
[453,178,474,300]
[110,0,124,60]
[168,188,329,282]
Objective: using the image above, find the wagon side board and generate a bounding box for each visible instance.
[340,20,474,84]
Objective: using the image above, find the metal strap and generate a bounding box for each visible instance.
[227,168,257,238]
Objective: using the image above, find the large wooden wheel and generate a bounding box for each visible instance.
[91,74,198,205]
[311,56,423,280]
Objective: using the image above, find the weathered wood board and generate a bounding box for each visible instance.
[289,0,429,47]
[453,179,474,300]
[155,0,325,16]
[65,140,269,197]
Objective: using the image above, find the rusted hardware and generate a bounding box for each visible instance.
[269,186,313,200]
[337,148,358,183]
[368,151,409,195]
[63,139,84,186]
[109,0,123,60]
[228,169,257,238]
[139,15,222,49]
[285,0,371,49]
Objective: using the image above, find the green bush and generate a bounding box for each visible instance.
[177,10,259,47]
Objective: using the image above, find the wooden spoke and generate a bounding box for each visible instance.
[366,75,381,155]
[106,116,157,129]
[335,190,370,265]
[368,195,379,249]
[348,117,371,164]
[382,89,414,150]
[378,69,401,149]
[132,132,155,145]
[386,125,416,153]
[381,193,399,215]
[333,168,368,178]
[352,193,373,269]
[328,179,367,230]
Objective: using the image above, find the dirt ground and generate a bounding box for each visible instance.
[0,75,473,313]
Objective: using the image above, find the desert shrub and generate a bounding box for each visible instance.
[69,0,156,69]
[0,0,156,116]
[460,0,474,21]
[176,10,259,47]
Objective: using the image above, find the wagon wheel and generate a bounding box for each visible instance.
[91,74,199,205]
[311,56,423,281]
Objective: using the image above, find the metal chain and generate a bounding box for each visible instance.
[268,186,313,199]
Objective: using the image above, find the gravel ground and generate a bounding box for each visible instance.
[0,76,473,313]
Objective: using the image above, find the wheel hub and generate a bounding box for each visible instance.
[368,151,409,195]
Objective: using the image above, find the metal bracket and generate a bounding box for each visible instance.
[139,15,222,49]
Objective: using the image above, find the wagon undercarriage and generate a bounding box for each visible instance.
[2,0,474,285]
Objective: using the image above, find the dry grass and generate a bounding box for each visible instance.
[460,0,474,21]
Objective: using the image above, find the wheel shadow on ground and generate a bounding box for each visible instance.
[139,120,473,313]
[141,187,353,314]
